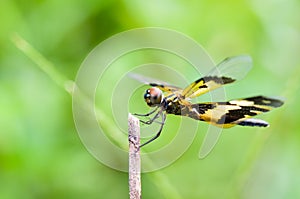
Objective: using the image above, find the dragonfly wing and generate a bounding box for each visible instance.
[128,72,183,92]
[207,55,253,81]
[189,96,283,128]
[182,55,252,99]
[197,95,283,158]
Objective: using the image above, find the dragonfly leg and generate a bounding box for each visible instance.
[133,107,158,117]
[140,112,166,147]
[139,111,161,125]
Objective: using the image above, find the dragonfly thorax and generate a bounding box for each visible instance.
[144,87,164,107]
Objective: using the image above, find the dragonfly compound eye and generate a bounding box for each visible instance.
[144,87,162,107]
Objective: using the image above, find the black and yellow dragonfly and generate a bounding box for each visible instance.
[130,55,284,147]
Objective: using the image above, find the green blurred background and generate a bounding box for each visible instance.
[1,0,300,198]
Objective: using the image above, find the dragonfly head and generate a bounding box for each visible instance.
[144,87,163,107]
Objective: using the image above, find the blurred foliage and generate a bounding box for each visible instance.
[1,0,300,198]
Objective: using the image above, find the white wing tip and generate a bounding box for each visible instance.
[237,118,269,127]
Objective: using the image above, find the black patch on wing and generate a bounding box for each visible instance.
[216,105,269,124]
[192,103,216,114]
[203,76,235,84]
[193,76,235,88]
[199,85,208,89]
[178,96,283,125]
[217,96,284,124]
[243,96,283,108]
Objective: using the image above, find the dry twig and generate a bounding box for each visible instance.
[128,114,141,199]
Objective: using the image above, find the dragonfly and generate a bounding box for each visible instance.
[130,55,284,147]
